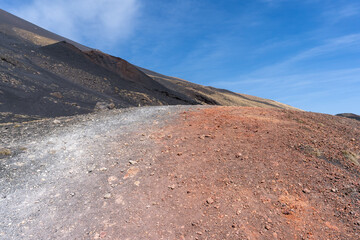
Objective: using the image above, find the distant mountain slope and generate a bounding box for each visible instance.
[0,9,298,123]
[138,67,297,109]
[336,113,360,121]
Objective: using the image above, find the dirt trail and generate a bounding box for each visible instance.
[1,106,360,239]
[0,106,199,239]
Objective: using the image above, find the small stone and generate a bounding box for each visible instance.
[302,188,311,194]
[87,165,96,173]
[351,138,355,141]
[129,160,137,165]
[99,167,107,172]
[177,152,183,156]
[235,153,242,158]
[99,231,107,238]
[104,193,112,199]
[134,181,140,186]
[206,197,214,204]
[53,119,61,124]
[50,92,63,99]
[265,225,271,230]
[168,184,176,190]
[123,167,140,179]
[70,192,75,197]
[282,210,291,215]
[331,188,337,193]
[196,231,203,235]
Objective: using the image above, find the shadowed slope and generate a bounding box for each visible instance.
[337,113,360,121]
[138,67,298,110]
[1,9,298,123]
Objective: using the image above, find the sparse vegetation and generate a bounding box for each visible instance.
[299,144,323,158]
[0,148,11,156]
[342,150,359,165]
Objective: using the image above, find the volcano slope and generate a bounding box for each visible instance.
[1,106,359,239]
[0,9,297,123]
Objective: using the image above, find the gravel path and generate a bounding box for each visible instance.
[1,105,359,239]
[0,105,202,240]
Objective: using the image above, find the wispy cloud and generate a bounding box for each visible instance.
[11,0,141,48]
[214,67,360,88]
[212,67,360,114]
[208,32,360,113]
[246,33,360,77]
[324,3,360,23]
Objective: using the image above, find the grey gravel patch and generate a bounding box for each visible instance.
[0,105,206,240]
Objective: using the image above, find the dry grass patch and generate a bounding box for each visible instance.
[342,150,359,166]
[0,148,11,156]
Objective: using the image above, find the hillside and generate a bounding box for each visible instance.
[1,7,360,240]
[337,113,360,121]
[0,9,297,123]
[1,106,359,239]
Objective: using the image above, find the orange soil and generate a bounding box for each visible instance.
[148,107,360,239]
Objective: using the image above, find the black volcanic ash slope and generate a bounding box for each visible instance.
[0,9,297,123]
[337,113,360,121]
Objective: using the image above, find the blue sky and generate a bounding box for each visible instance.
[1,0,360,114]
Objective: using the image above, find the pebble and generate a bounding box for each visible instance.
[87,165,96,173]
[104,193,112,199]
[129,160,137,165]
[206,197,214,204]
[302,188,311,194]
[108,176,118,184]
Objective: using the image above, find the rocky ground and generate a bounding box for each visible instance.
[1,106,360,239]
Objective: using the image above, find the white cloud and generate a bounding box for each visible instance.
[244,33,360,77]
[12,0,141,47]
[324,4,360,23]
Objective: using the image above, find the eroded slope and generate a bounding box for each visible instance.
[1,106,359,239]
